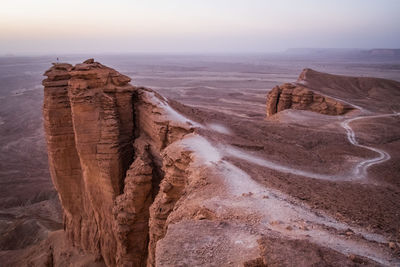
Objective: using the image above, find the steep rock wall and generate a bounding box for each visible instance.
[147,144,192,266]
[43,60,196,266]
[43,63,94,251]
[266,82,354,117]
[112,143,153,266]
[44,60,137,265]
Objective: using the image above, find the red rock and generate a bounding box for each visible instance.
[297,68,400,113]
[266,81,354,117]
[43,59,197,266]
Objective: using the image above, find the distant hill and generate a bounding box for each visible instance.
[285,48,362,55]
[366,49,400,56]
[285,48,400,59]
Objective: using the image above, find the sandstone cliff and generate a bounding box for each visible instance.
[265,82,354,117]
[43,59,199,266]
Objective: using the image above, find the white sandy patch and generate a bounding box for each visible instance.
[206,123,231,135]
[179,134,221,165]
[221,145,346,181]
[145,91,203,128]
[161,102,203,128]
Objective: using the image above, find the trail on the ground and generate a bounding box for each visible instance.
[341,113,399,178]
[220,112,399,181]
[182,134,399,266]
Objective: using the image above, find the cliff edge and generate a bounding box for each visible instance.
[265,82,353,117]
[266,68,400,117]
[43,59,197,266]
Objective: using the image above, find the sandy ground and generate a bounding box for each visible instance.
[169,97,400,242]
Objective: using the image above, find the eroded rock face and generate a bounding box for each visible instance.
[43,62,90,252]
[112,144,153,266]
[43,60,196,266]
[147,143,192,266]
[266,82,354,117]
[44,60,138,266]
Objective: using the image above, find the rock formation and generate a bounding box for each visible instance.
[265,67,400,117]
[44,60,135,266]
[43,59,197,266]
[266,82,354,117]
[297,68,400,113]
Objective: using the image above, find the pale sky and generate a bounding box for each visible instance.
[0,0,399,55]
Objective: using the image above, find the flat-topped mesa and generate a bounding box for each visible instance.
[266,82,354,117]
[296,68,400,113]
[265,68,360,117]
[43,59,197,266]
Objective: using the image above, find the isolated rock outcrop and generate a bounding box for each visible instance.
[266,82,354,117]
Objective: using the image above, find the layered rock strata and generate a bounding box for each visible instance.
[44,60,136,265]
[297,68,400,113]
[266,82,354,117]
[267,68,400,116]
[43,60,197,266]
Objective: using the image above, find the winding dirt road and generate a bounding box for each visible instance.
[216,112,400,182]
[341,112,400,178]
